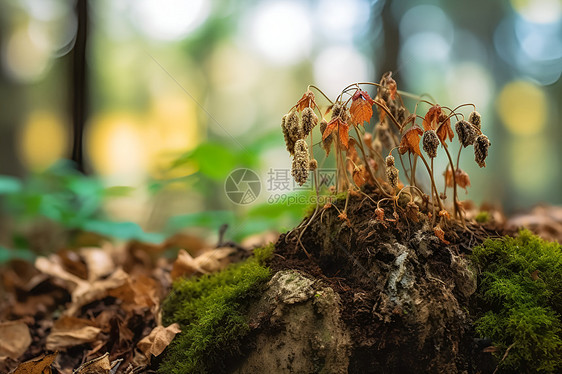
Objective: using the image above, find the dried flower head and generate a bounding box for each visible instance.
[474,134,490,168]
[385,155,399,188]
[287,110,302,142]
[332,103,349,122]
[309,158,318,171]
[468,111,481,129]
[319,119,333,155]
[281,114,295,155]
[292,139,310,185]
[422,129,440,158]
[455,120,477,148]
[385,155,395,167]
[301,107,318,137]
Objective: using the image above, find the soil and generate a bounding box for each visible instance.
[262,189,507,374]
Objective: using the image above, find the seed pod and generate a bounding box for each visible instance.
[332,103,348,122]
[422,129,440,158]
[287,110,302,142]
[474,134,490,168]
[309,158,318,171]
[385,155,399,188]
[320,119,333,155]
[455,120,477,147]
[292,139,310,185]
[468,111,481,129]
[385,155,395,167]
[301,107,318,138]
[281,114,295,155]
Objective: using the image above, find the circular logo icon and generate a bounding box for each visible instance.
[225,168,261,205]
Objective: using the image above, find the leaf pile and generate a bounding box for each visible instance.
[0,231,257,373]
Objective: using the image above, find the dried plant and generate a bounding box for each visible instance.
[281,72,491,248]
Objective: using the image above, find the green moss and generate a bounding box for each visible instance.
[471,230,562,372]
[475,211,490,223]
[159,244,274,374]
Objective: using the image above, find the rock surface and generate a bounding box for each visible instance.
[235,270,351,374]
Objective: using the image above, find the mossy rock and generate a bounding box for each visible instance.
[471,230,562,373]
[159,245,274,374]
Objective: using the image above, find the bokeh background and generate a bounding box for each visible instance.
[0,0,560,251]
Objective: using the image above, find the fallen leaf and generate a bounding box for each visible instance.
[108,274,159,312]
[0,321,31,359]
[349,90,374,125]
[422,105,442,131]
[46,316,101,351]
[170,249,203,280]
[11,352,57,374]
[73,352,122,374]
[80,246,115,282]
[399,126,424,156]
[434,226,450,244]
[530,270,540,281]
[137,323,181,359]
[195,247,237,274]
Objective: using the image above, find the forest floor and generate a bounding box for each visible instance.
[0,202,560,373]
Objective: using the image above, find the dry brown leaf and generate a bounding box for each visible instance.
[137,323,181,359]
[170,249,204,280]
[352,165,367,187]
[445,168,471,192]
[195,247,237,274]
[295,90,316,111]
[0,321,31,359]
[422,105,442,131]
[80,246,115,282]
[350,90,374,125]
[399,126,424,156]
[374,97,389,123]
[35,255,130,315]
[434,226,450,244]
[46,316,101,351]
[108,274,159,311]
[74,352,120,374]
[11,352,57,374]
[436,114,454,145]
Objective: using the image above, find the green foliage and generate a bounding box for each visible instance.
[0,162,164,255]
[475,211,490,223]
[472,230,562,372]
[159,245,274,374]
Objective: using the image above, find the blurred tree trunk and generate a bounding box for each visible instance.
[70,0,88,173]
[378,0,400,78]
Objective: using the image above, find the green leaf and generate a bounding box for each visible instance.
[103,186,136,197]
[166,211,236,233]
[81,220,165,243]
[0,175,22,194]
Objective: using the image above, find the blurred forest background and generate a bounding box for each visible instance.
[0,0,560,257]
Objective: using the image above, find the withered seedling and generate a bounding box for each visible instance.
[281,72,491,249]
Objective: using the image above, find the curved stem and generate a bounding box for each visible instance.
[419,154,444,211]
[353,126,390,198]
[442,144,465,225]
[308,85,333,105]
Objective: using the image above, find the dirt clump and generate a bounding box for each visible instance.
[269,192,500,373]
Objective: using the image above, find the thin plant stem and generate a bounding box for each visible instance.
[419,154,444,212]
[353,126,390,198]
